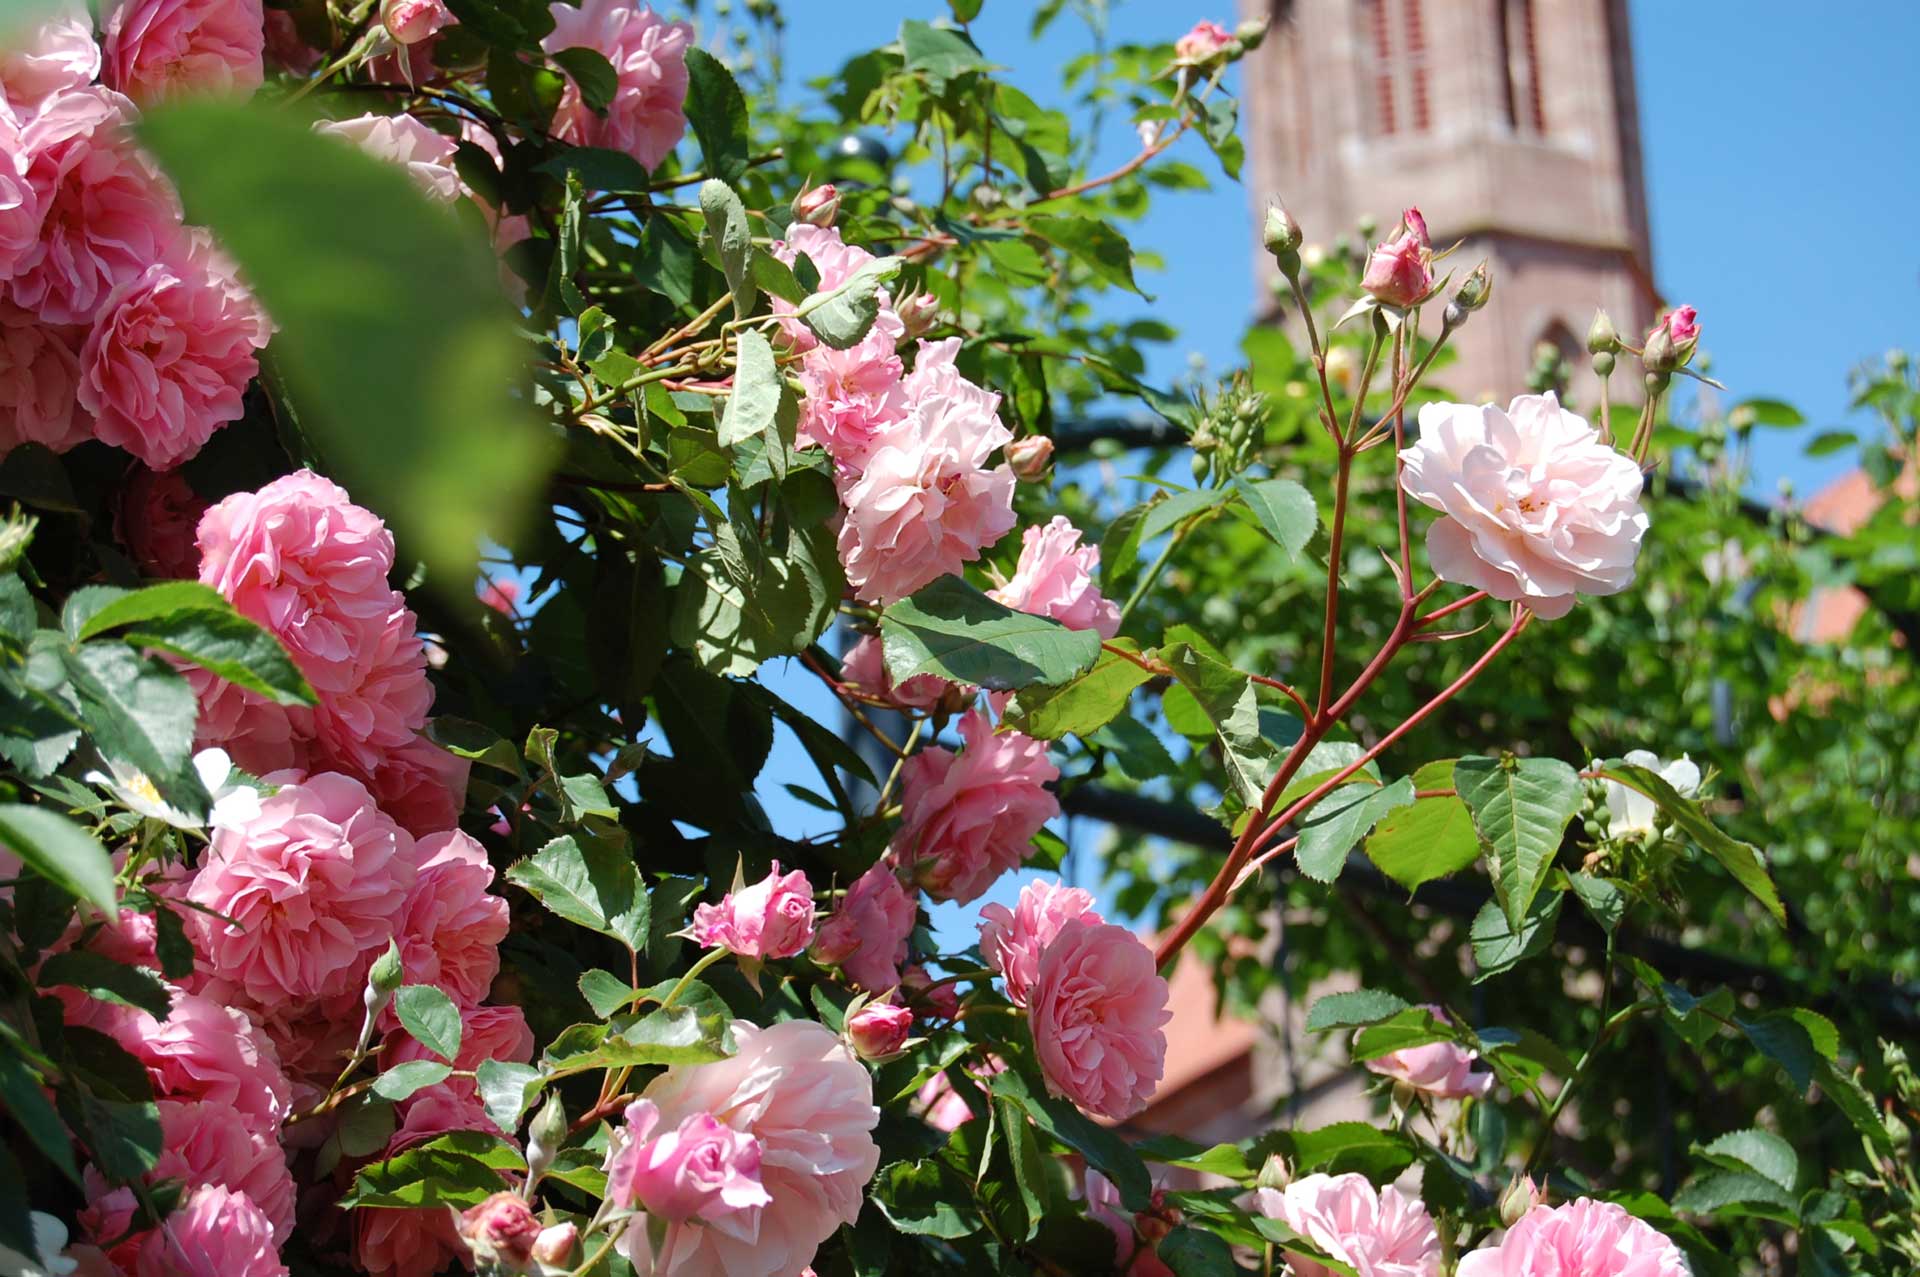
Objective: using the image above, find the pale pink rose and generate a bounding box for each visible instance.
[0,300,88,453]
[898,964,958,1019]
[691,860,816,960]
[1085,1170,1177,1277]
[835,339,1017,604]
[988,516,1121,638]
[845,999,912,1059]
[117,467,208,577]
[542,0,691,171]
[456,1191,542,1272]
[183,771,417,1008]
[789,182,838,228]
[1455,1199,1689,1277]
[64,984,291,1136]
[100,0,264,105]
[1361,208,1433,308]
[360,730,470,837]
[383,0,452,45]
[1361,1003,1493,1099]
[792,311,907,467]
[1006,435,1053,482]
[355,1089,501,1277]
[307,601,432,773]
[1253,1173,1440,1277]
[532,1223,578,1268]
[1399,392,1648,619]
[891,709,1058,905]
[978,877,1102,1008]
[78,230,270,469]
[135,1185,287,1277]
[313,112,463,205]
[153,1098,296,1240]
[912,1055,1004,1131]
[385,1004,534,1110]
[838,632,954,712]
[4,86,182,325]
[810,860,914,992]
[1028,919,1169,1120]
[392,829,509,1008]
[620,1019,879,1277]
[770,222,897,356]
[1174,19,1233,64]
[606,1099,773,1223]
[0,9,100,122]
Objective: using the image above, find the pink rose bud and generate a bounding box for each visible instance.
[1498,1173,1542,1227]
[1360,208,1434,308]
[1007,436,1054,483]
[531,1222,578,1267]
[896,290,940,337]
[900,964,960,1019]
[605,1100,773,1223]
[457,1191,542,1272]
[791,183,840,228]
[846,1000,913,1060]
[1660,304,1699,345]
[1174,19,1234,65]
[382,0,449,45]
[690,861,816,960]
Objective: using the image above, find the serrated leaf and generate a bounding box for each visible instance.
[1456,755,1581,928]
[683,47,749,184]
[342,1131,518,1209]
[1698,1128,1797,1193]
[1158,642,1275,805]
[1365,760,1478,892]
[1002,644,1151,739]
[62,642,196,779]
[1028,214,1145,297]
[1569,872,1627,933]
[1305,989,1410,1033]
[38,951,171,1019]
[394,985,462,1063]
[77,582,313,705]
[881,575,1099,691]
[505,834,648,951]
[795,254,904,350]
[578,968,641,1018]
[372,1059,453,1102]
[0,1050,78,1181]
[874,1159,978,1238]
[549,46,617,112]
[989,1068,1150,1211]
[1598,760,1784,924]
[721,329,780,447]
[899,17,986,86]
[1295,777,1414,883]
[476,1059,543,1136]
[1232,476,1317,558]
[1138,485,1230,544]
[1470,890,1563,981]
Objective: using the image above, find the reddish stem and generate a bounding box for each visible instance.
[1416,590,1489,629]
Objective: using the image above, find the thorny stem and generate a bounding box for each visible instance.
[1313,451,1355,718]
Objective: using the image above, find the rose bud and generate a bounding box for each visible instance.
[897,291,940,337]
[382,0,446,45]
[690,861,816,960]
[531,1222,578,1268]
[1007,436,1054,483]
[1174,19,1234,66]
[1360,207,1433,308]
[1499,1173,1543,1227]
[791,183,840,228]
[1262,202,1303,257]
[846,1000,914,1060]
[457,1191,542,1272]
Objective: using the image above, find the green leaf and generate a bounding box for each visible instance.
[342,1132,518,1209]
[990,1069,1150,1211]
[394,985,463,1063]
[1296,777,1414,883]
[475,1059,543,1136]
[682,47,749,184]
[37,952,171,1019]
[1365,761,1478,892]
[1737,1011,1818,1092]
[0,1049,79,1181]
[1455,755,1581,928]
[1470,889,1563,981]
[139,101,550,584]
[1305,989,1410,1033]
[995,1095,1050,1237]
[1137,485,1230,544]
[0,803,116,914]
[670,517,839,677]
[1731,397,1805,428]
[1158,642,1274,804]
[1268,1121,1416,1182]
[1028,215,1146,296]
[372,1059,454,1103]
[899,18,987,87]
[1698,1128,1798,1193]
[549,46,617,112]
[1673,1169,1798,1216]
[1568,872,1627,933]
[578,969,642,1019]
[78,582,314,706]
[1002,644,1152,739]
[506,834,648,951]
[1598,760,1784,924]
[1158,1227,1236,1277]
[874,1159,978,1238]
[1803,429,1857,458]
[542,1006,731,1074]
[881,575,1099,691]
[62,642,196,779]
[721,329,781,447]
[1231,476,1317,558]
[535,145,653,194]
[1351,1007,1455,1062]
[698,178,753,320]
[794,254,905,350]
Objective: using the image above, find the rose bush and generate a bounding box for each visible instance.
[0,5,1910,1277]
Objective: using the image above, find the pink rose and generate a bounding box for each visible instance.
[810,860,915,992]
[78,230,270,469]
[988,516,1121,638]
[118,468,209,577]
[1399,391,1648,619]
[1456,1199,1689,1277]
[769,222,890,355]
[382,0,452,45]
[153,1098,296,1240]
[839,633,954,712]
[1006,435,1053,482]
[978,877,1102,1008]
[792,312,907,467]
[620,1020,879,1277]
[891,709,1059,905]
[845,999,912,1060]
[1028,919,1169,1120]
[1253,1173,1440,1277]
[457,1191,542,1272]
[691,860,816,960]
[1361,1004,1492,1099]
[1361,208,1434,308]
[314,113,464,206]
[1174,19,1233,64]
[542,0,691,171]
[834,339,1018,604]
[899,963,958,1019]
[607,1099,773,1223]
[1656,304,1699,346]
[360,731,471,837]
[393,829,510,1009]
[100,0,265,106]
[135,1185,286,1277]
[3,86,183,326]
[0,10,102,121]
[260,10,319,74]
[183,771,417,1008]
[532,1223,578,1267]
[0,300,89,453]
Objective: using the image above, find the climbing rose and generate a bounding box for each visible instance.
[770,222,894,355]
[1653,303,1699,347]
[838,633,953,712]
[1455,1199,1689,1277]
[1253,1173,1440,1277]
[791,312,906,467]
[1361,1004,1493,1099]
[118,468,208,578]
[0,9,101,121]
[913,1056,1005,1131]
[1399,391,1648,619]
[978,877,1103,1008]
[691,861,816,960]
[542,0,691,171]
[1027,919,1170,1120]
[78,230,270,469]
[1361,207,1433,308]
[891,709,1059,906]
[134,1185,286,1277]
[1006,435,1053,482]
[618,1019,879,1277]
[1174,19,1233,64]
[0,300,88,454]
[810,861,915,992]
[354,1090,497,1277]
[382,0,452,45]
[384,1004,534,1111]
[100,0,265,106]
[834,339,1017,604]
[1603,749,1701,837]
[148,1099,296,1241]
[314,113,464,205]
[361,731,471,838]
[456,1192,542,1273]
[606,1099,772,1223]
[845,1000,912,1060]
[988,515,1121,638]
[393,830,510,1009]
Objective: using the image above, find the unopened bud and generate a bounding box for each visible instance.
[531,1222,579,1268]
[1591,351,1616,378]
[526,1092,567,1183]
[896,291,940,337]
[846,1000,913,1061]
[1586,309,1620,356]
[1648,305,1699,368]
[1255,1154,1292,1191]
[1641,321,1678,375]
[1007,436,1054,483]
[364,941,403,1016]
[1135,1189,1180,1244]
[1234,17,1269,50]
[1444,261,1491,328]
[1498,1173,1542,1227]
[970,183,1002,212]
[1262,203,1303,257]
[791,182,839,228]
[382,0,444,44]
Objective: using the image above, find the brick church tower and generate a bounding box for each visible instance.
[1238,0,1659,399]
